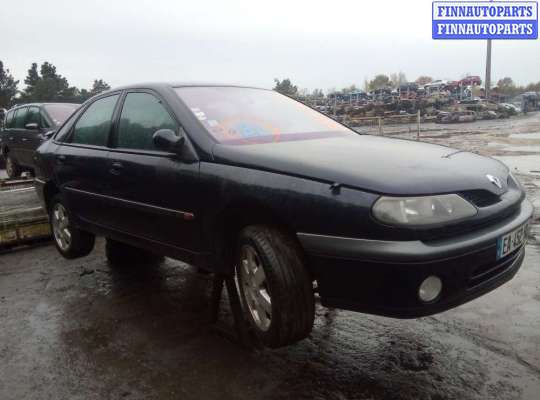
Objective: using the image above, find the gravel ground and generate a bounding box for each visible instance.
[0,113,539,400]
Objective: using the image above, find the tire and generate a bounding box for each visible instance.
[50,194,95,259]
[236,225,315,348]
[105,238,164,267]
[5,155,21,179]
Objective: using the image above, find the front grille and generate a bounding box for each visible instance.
[467,248,521,288]
[421,204,520,241]
[460,189,501,207]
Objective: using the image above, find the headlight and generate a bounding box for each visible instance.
[372,194,477,226]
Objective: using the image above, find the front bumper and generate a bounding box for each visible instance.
[298,199,533,318]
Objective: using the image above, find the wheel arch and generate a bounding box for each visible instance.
[210,198,304,273]
[42,180,60,212]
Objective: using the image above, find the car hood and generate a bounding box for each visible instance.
[211,134,509,195]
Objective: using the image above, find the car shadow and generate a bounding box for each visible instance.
[55,251,505,400]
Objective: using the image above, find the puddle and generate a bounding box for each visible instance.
[510,132,540,140]
[494,155,540,175]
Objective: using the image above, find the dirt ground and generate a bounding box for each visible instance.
[1,113,539,400]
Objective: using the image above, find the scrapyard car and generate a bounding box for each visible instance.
[437,110,477,123]
[1,103,80,178]
[33,83,533,348]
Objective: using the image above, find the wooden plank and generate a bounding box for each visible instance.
[0,183,51,247]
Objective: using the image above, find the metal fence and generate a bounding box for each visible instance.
[347,111,428,139]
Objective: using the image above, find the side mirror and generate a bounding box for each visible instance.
[44,130,56,139]
[153,129,185,153]
[25,122,39,130]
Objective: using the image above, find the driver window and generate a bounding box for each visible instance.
[13,107,28,129]
[117,92,177,151]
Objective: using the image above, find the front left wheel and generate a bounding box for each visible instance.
[50,195,95,259]
[236,225,315,348]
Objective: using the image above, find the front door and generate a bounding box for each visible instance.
[19,106,43,167]
[104,91,201,253]
[8,107,28,163]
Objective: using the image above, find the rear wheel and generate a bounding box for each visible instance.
[236,225,315,348]
[5,155,21,179]
[50,195,95,259]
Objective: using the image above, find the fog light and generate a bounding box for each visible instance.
[418,276,442,303]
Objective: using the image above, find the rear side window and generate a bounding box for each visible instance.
[72,95,119,146]
[117,92,177,151]
[5,110,14,129]
[26,106,41,127]
[13,108,28,129]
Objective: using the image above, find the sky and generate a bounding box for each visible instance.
[1,0,539,92]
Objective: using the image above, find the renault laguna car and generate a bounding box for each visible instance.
[33,83,532,348]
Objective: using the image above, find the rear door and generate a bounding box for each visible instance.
[8,107,28,162]
[1,110,15,153]
[105,90,201,252]
[54,93,121,226]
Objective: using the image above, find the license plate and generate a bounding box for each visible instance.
[496,223,527,260]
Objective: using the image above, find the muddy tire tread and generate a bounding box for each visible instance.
[238,225,315,348]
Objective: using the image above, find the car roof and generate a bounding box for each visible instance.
[9,102,80,110]
[107,82,270,92]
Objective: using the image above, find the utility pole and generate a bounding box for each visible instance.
[485,39,492,99]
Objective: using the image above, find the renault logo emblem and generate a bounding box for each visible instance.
[486,174,502,189]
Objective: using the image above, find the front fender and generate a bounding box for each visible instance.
[199,162,380,243]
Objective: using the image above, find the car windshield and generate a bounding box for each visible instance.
[175,87,354,145]
[44,104,79,126]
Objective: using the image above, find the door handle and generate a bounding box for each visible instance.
[55,155,66,164]
[9,136,13,141]
[109,161,124,175]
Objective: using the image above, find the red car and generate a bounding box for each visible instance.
[459,76,482,86]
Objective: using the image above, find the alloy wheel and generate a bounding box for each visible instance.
[239,244,272,331]
[6,157,13,177]
[52,203,72,251]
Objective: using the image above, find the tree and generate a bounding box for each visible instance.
[24,63,40,88]
[78,88,92,102]
[496,77,516,96]
[0,61,19,108]
[60,86,82,103]
[273,78,298,97]
[298,88,309,97]
[524,81,540,92]
[342,84,358,94]
[311,88,324,98]
[363,78,369,93]
[21,61,69,102]
[390,72,407,88]
[415,76,433,85]
[15,62,110,104]
[368,74,391,90]
[90,79,111,96]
